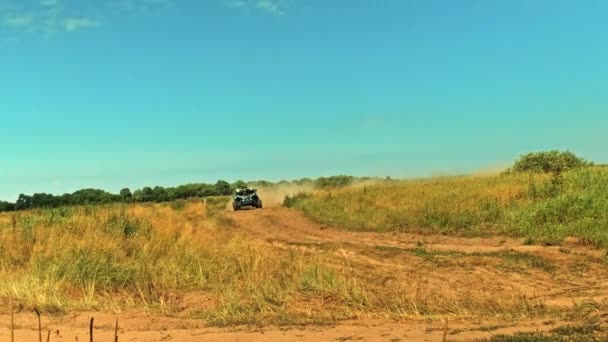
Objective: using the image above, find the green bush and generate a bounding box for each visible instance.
[510,151,591,174]
[170,199,186,211]
[507,168,608,246]
[314,175,355,188]
[283,192,312,208]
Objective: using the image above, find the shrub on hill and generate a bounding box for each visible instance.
[314,175,355,188]
[509,151,591,174]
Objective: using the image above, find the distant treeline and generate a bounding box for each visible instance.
[0,175,363,212]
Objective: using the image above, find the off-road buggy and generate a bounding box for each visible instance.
[232,188,263,211]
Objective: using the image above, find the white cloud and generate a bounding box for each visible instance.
[256,0,284,15]
[226,0,287,15]
[40,0,58,7]
[228,1,247,8]
[0,1,99,36]
[64,17,98,32]
[3,14,34,28]
[106,0,173,13]
[1,0,284,40]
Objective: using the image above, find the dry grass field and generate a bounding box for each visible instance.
[2,168,608,340]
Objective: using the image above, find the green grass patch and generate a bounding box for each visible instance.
[287,168,608,247]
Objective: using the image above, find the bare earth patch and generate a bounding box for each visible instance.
[3,203,608,340]
[0,313,588,341]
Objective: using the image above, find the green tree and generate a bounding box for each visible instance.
[15,194,33,210]
[133,189,143,202]
[214,180,231,195]
[0,201,15,212]
[120,188,133,202]
[234,180,247,189]
[152,186,168,202]
[140,187,154,202]
[510,151,591,174]
[198,184,216,197]
[314,175,355,188]
[32,193,60,208]
[70,189,114,205]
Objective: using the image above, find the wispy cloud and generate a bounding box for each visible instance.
[64,17,98,32]
[3,14,34,29]
[226,0,288,15]
[256,0,284,15]
[1,0,285,40]
[1,0,100,36]
[40,0,58,7]
[227,1,247,9]
[106,0,173,13]
[0,0,172,37]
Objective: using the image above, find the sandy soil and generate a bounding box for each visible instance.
[4,204,608,341]
[229,205,604,258]
[0,312,573,342]
[230,206,608,302]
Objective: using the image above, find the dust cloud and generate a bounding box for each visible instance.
[255,183,315,207]
[253,178,388,207]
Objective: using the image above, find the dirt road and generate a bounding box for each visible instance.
[0,312,570,342]
[227,205,604,258]
[225,205,608,339]
[4,204,608,341]
[228,206,608,305]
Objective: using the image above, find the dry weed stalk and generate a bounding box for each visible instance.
[89,317,94,342]
[114,317,119,342]
[10,302,15,342]
[34,307,42,342]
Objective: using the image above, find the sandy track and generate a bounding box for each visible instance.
[4,205,608,341]
[227,205,608,330]
[227,206,604,260]
[0,312,569,342]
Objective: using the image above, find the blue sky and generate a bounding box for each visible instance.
[1,0,607,201]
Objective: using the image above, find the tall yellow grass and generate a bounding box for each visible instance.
[289,168,608,246]
[0,197,554,325]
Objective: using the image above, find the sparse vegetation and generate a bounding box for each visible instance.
[478,321,608,341]
[0,200,371,324]
[286,166,608,247]
[2,151,607,338]
[0,199,574,328]
[283,191,312,208]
